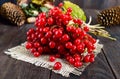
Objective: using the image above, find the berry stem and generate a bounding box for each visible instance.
[87,24,105,29]
[86,17,116,41]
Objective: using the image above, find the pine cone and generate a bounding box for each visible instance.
[0,2,26,26]
[97,6,120,26]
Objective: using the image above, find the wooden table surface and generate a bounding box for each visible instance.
[0,0,120,79]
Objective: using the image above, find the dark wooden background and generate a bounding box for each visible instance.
[0,0,120,79]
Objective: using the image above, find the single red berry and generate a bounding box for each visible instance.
[62,15,68,20]
[84,39,89,45]
[72,34,78,39]
[75,28,82,34]
[36,27,39,32]
[89,37,96,44]
[43,27,50,33]
[26,42,32,49]
[49,55,56,62]
[77,19,83,25]
[27,36,31,42]
[71,45,77,51]
[38,33,44,38]
[39,27,43,33]
[57,45,64,53]
[53,62,62,70]
[35,23,40,27]
[74,56,81,62]
[33,52,40,57]
[30,48,37,53]
[37,18,46,27]
[66,12,71,16]
[58,2,63,7]
[61,34,70,42]
[67,7,72,12]
[73,19,78,23]
[35,32,39,36]
[70,45,77,54]
[90,53,95,58]
[52,35,58,41]
[28,28,35,34]
[66,26,72,32]
[38,47,43,54]
[41,37,47,44]
[54,29,63,38]
[47,17,54,25]
[38,12,46,18]
[80,30,86,36]
[49,41,56,48]
[69,57,75,64]
[89,57,95,62]
[65,42,73,49]
[88,48,93,53]
[83,26,89,32]
[74,38,81,45]
[70,49,76,54]
[63,20,69,25]
[74,61,82,68]
[31,34,36,40]
[27,31,30,36]
[34,42,40,48]
[84,55,90,63]
[45,31,52,38]
[87,42,93,49]
[77,44,84,53]
[66,55,71,61]
[71,27,76,33]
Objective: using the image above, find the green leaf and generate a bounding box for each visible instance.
[20,3,28,9]
[32,0,44,5]
[63,1,86,21]
[40,7,49,13]
[29,3,36,9]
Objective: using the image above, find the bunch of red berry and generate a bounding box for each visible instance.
[26,5,96,70]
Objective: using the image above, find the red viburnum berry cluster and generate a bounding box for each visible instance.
[26,6,96,69]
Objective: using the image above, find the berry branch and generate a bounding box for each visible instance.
[26,6,96,69]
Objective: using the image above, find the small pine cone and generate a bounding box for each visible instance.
[97,6,120,26]
[0,2,26,26]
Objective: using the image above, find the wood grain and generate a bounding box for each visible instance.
[0,24,51,79]
[98,26,120,79]
[50,51,115,79]
[69,0,120,9]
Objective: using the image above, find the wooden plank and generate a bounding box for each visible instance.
[55,0,120,9]
[54,0,84,8]
[0,55,51,79]
[98,26,120,79]
[84,5,120,79]
[0,24,18,51]
[0,23,51,79]
[50,51,115,79]
[82,0,119,9]
[0,58,51,79]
